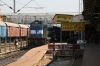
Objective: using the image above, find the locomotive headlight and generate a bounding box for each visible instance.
[31,30,36,34]
[37,30,43,34]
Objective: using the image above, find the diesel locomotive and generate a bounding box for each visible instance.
[27,20,51,48]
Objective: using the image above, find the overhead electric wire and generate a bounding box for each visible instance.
[0,0,13,9]
[16,0,32,12]
[0,0,47,13]
[33,0,47,13]
[14,0,25,6]
[14,0,41,13]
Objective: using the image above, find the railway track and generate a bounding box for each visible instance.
[34,51,73,66]
[0,50,28,66]
[0,42,48,66]
[5,44,48,66]
[0,41,27,54]
[0,43,83,66]
[36,49,83,66]
[0,41,28,66]
[48,57,74,66]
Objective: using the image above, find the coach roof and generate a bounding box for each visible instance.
[19,24,29,28]
[5,22,19,27]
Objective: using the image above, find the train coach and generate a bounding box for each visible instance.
[0,22,6,42]
[0,22,30,42]
[19,24,30,40]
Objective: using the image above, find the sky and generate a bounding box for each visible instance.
[0,0,83,14]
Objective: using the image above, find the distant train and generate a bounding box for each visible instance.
[0,22,30,42]
[27,20,51,48]
[27,20,69,49]
[0,21,73,49]
[0,21,55,48]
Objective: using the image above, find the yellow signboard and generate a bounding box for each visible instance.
[61,22,85,31]
[53,14,73,23]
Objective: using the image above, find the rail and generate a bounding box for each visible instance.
[0,41,27,54]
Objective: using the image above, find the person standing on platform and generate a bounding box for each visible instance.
[51,31,56,44]
[51,28,57,60]
[94,32,99,45]
[86,31,91,45]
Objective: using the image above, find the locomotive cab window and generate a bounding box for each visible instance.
[34,22,38,24]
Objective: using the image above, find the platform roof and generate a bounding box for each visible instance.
[83,0,100,20]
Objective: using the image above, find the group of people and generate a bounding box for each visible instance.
[86,31,100,45]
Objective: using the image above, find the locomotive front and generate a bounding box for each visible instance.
[28,20,47,48]
[30,20,43,38]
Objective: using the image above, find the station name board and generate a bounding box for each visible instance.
[61,22,85,31]
[53,14,73,23]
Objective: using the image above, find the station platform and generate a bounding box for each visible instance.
[6,45,48,66]
[82,42,100,66]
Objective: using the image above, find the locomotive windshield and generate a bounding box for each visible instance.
[34,22,38,24]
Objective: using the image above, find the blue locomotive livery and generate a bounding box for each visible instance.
[27,20,61,49]
[30,20,44,38]
[28,20,49,48]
